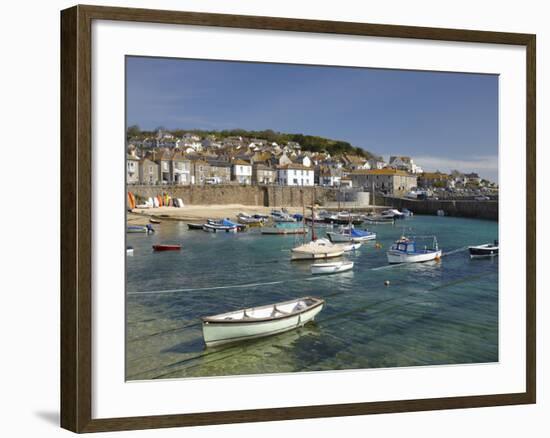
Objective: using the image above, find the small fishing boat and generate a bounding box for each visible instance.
[311,261,354,275]
[126,224,154,234]
[126,246,134,255]
[362,215,395,225]
[381,209,405,219]
[152,244,181,251]
[201,296,325,347]
[236,212,264,226]
[386,236,442,264]
[203,220,238,233]
[187,223,204,230]
[272,212,297,222]
[437,209,446,216]
[291,238,345,260]
[149,217,161,224]
[327,226,376,243]
[323,212,363,225]
[469,240,498,258]
[261,223,307,235]
[340,241,362,252]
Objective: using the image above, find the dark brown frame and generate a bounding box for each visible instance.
[61,4,536,433]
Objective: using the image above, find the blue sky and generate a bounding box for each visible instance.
[126,56,499,181]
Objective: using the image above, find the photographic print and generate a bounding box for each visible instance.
[125,57,499,381]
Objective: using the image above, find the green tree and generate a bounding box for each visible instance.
[127,124,141,138]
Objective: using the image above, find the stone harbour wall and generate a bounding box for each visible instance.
[128,184,338,207]
[382,196,498,221]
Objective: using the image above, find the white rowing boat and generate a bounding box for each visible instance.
[201,296,325,347]
[311,261,354,275]
[340,241,362,251]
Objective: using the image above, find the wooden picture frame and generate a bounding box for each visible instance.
[60,4,536,433]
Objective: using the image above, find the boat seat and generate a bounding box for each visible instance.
[292,303,305,312]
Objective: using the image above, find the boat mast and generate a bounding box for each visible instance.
[302,190,306,244]
[311,203,316,241]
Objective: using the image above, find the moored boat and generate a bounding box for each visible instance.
[187,223,204,230]
[326,226,376,243]
[127,224,154,234]
[291,238,345,260]
[469,241,498,258]
[381,209,405,219]
[126,246,134,255]
[203,219,240,233]
[261,223,307,235]
[237,212,264,226]
[152,244,181,251]
[340,241,362,252]
[362,215,395,225]
[201,296,325,347]
[386,236,442,264]
[311,261,354,275]
[149,217,161,224]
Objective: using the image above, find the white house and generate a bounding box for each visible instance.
[294,155,312,168]
[232,159,252,184]
[126,153,140,184]
[368,158,387,170]
[277,164,314,186]
[389,156,423,174]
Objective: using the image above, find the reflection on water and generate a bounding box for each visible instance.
[126,215,498,380]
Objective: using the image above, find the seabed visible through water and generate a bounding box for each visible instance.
[126,215,499,380]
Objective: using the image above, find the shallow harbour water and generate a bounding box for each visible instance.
[126,215,498,380]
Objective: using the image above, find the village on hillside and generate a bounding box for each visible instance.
[126,128,498,198]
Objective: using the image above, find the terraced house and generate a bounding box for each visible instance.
[277,164,314,186]
[232,159,252,185]
[349,168,417,195]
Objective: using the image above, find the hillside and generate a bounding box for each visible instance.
[127,126,380,160]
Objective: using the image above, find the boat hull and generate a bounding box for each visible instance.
[202,224,237,233]
[327,232,375,242]
[291,249,344,260]
[261,226,307,235]
[202,301,324,347]
[387,249,442,264]
[469,246,498,258]
[311,261,354,275]
[340,242,362,251]
[152,244,181,251]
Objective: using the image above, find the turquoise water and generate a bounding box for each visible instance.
[126,215,498,380]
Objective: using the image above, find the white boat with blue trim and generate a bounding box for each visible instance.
[201,296,325,347]
[386,236,442,264]
[326,225,376,243]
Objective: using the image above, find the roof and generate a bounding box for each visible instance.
[277,163,313,170]
[350,169,414,177]
[389,156,412,163]
[208,160,232,168]
[171,151,190,161]
[254,164,276,171]
[421,172,450,179]
[232,159,251,166]
[343,154,367,164]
